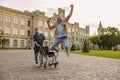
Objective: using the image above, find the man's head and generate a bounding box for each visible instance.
[56,15,62,23]
[35,27,39,33]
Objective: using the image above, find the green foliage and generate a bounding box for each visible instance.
[89,36,101,49]
[89,36,101,45]
[0,29,3,45]
[70,44,76,51]
[89,27,120,50]
[103,27,119,35]
[82,39,89,53]
[100,27,120,50]
[0,29,9,49]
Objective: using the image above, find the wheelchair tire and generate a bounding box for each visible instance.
[44,63,47,69]
[54,63,57,68]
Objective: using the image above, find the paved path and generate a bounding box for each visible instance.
[0,50,120,80]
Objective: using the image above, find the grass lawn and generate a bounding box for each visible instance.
[69,50,120,59]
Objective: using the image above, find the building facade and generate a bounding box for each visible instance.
[0,5,89,49]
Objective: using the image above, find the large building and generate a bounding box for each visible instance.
[0,5,90,49]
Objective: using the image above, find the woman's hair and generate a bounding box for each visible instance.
[56,15,63,22]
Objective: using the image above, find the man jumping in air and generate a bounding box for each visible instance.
[47,4,74,56]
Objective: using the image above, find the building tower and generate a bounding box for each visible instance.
[98,21,103,36]
[85,25,90,38]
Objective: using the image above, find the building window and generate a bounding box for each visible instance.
[6,16,11,22]
[14,17,18,24]
[76,37,78,41]
[5,28,10,34]
[38,20,42,26]
[20,30,25,35]
[76,31,78,34]
[27,20,31,26]
[13,40,17,47]
[21,40,24,47]
[0,14,2,21]
[13,29,18,35]
[27,30,31,36]
[21,19,25,25]
[5,39,10,46]
[26,40,31,47]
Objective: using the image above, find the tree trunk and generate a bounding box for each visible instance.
[93,45,94,50]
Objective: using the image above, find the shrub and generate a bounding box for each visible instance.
[70,44,76,51]
[82,39,89,53]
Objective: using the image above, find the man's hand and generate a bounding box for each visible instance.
[70,4,73,8]
[47,18,51,23]
[36,43,40,47]
[47,20,50,23]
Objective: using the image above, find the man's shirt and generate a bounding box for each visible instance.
[33,33,45,46]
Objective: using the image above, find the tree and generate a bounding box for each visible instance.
[0,29,3,45]
[82,39,89,53]
[0,29,9,49]
[89,36,101,49]
[102,27,119,35]
[100,34,109,50]
[100,27,120,50]
[70,44,76,51]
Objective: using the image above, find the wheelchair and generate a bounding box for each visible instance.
[37,46,58,69]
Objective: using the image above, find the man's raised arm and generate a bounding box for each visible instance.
[64,4,74,23]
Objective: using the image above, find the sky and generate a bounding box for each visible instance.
[0,0,120,35]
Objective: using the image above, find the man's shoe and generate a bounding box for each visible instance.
[35,63,40,67]
[40,62,44,67]
[35,60,38,64]
[54,61,58,65]
[66,52,69,57]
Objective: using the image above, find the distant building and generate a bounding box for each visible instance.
[0,5,90,49]
[98,21,103,36]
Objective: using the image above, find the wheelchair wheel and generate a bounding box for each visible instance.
[54,64,57,68]
[54,62,58,68]
[44,62,47,69]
